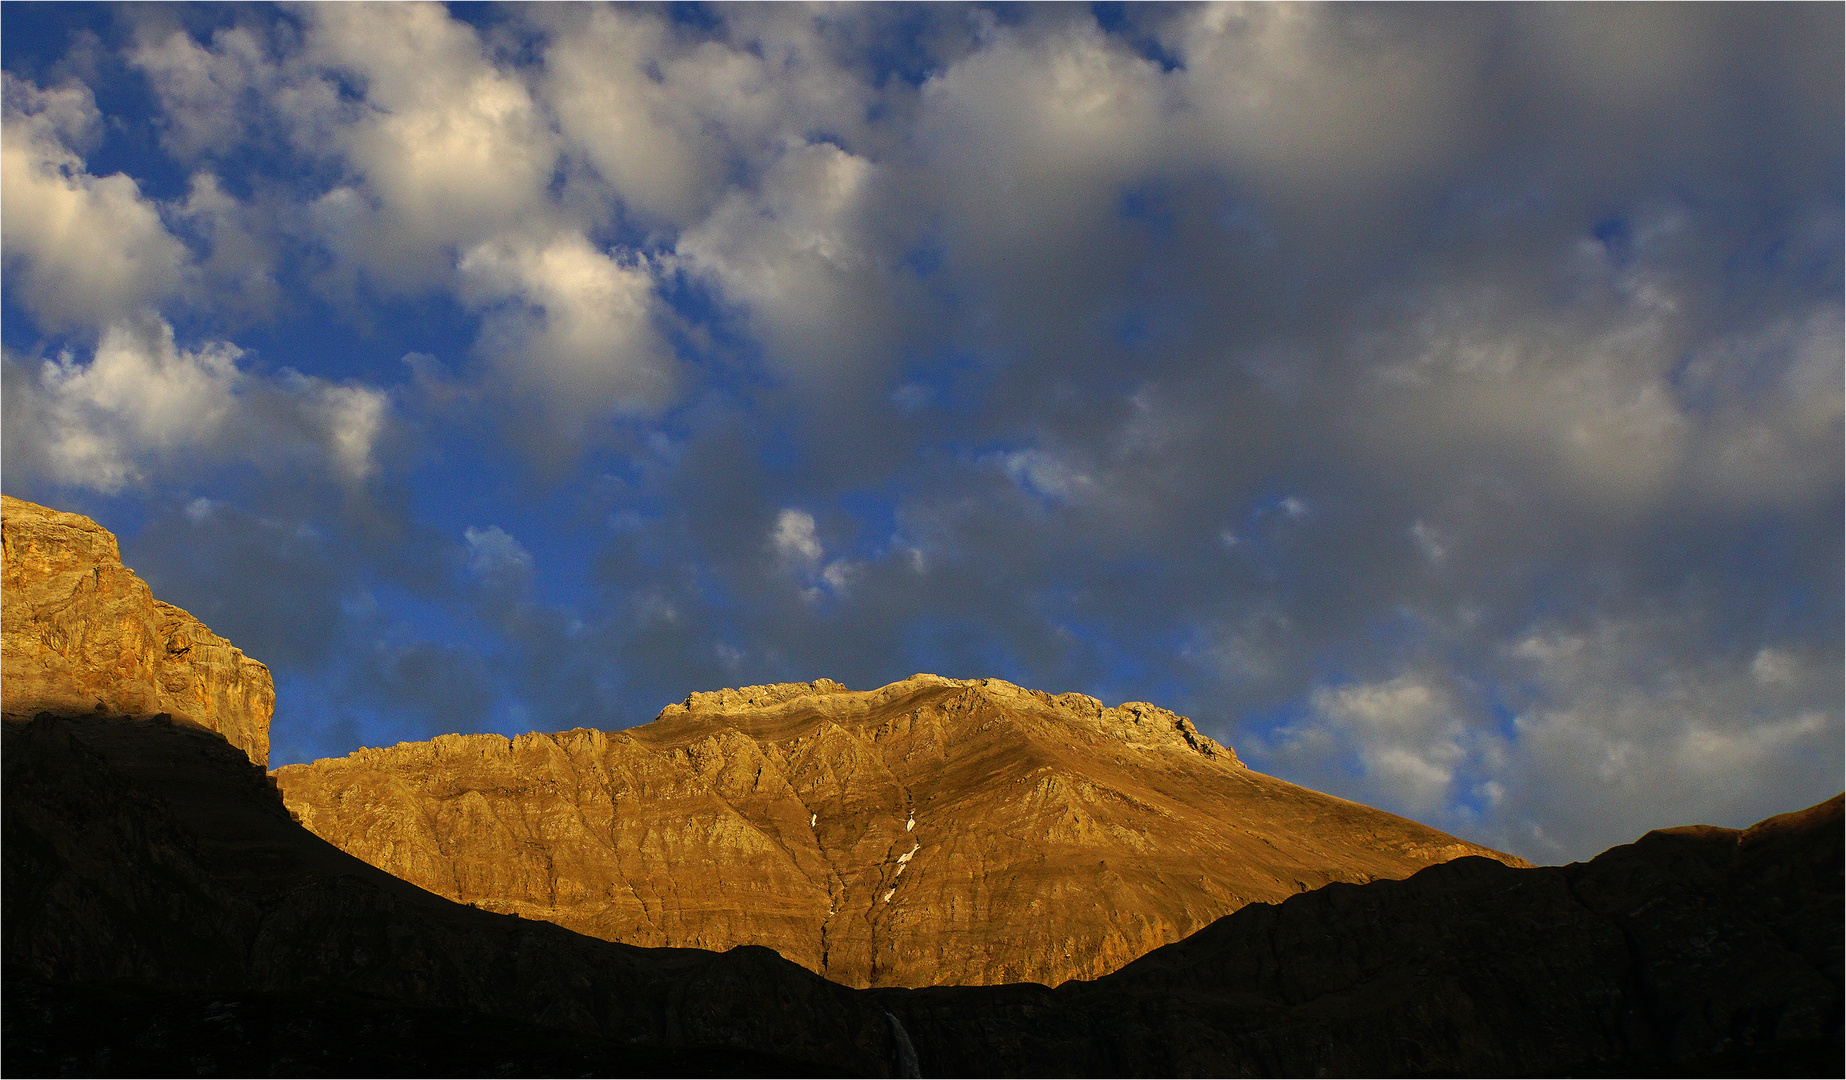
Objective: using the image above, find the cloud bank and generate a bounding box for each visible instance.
[2,3,1838,862]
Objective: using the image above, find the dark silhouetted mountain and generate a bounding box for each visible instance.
[5,709,1837,1076]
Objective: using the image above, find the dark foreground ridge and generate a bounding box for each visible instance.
[5,711,1841,1077]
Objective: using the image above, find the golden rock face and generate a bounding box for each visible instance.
[276,674,1526,989]
[1,495,273,767]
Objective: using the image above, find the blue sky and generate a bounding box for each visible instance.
[3,2,1839,862]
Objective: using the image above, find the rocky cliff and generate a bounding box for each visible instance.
[1,496,273,767]
[276,674,1524,989]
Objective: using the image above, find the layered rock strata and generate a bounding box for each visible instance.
[277,675,1524,988]
[1,496,272,767]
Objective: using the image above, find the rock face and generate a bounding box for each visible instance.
[276,674,1523,988]
[5,709,1838,1077]
[0,496,272,767]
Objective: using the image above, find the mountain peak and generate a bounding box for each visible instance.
[662,673,1239,764]
[279,671,1514,988]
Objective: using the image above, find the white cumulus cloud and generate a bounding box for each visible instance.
[458,232,678,421]
[0,74,190,330]
[772,509,824,570]
[3,316,390,492]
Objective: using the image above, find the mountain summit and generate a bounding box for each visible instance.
[276,674,1524,988]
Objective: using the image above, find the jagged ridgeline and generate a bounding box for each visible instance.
[275,674,1524,988]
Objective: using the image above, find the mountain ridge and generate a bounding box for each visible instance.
[277,670,1524,989]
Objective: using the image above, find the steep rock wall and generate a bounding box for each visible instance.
[1,496,273,767]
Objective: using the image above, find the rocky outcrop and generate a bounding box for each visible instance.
[276,674,1523,989]
[1,496,272,767]
[5,709,1837,1077]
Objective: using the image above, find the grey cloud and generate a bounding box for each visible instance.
[345,639,499,741]
[125,500,348,670]
[126,16,287,162]
[1488,616,1843,860]
[457,231,681,428]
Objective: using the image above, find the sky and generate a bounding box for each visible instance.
[2,2,1840,863]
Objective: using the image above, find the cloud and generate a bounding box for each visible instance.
[297,378,389,483]
[999,448,1096,505]
[17,319,240,491]
[2,316,390,492]
[676,140,904,387]
[1346,218,1841,514]
[462,524,533,605]
[538,5,710,227]
[1270,673,1479,817]
[1517,4,1718,116]
[128,501,348,670]
[1163,4,1485,195]
[1183,609,1295,684]
[771,509,824,570]
[293,3,561,290]
[1496,617,1843,859]
[1409,521,1447,564]
[913,13,1169,337]
[173,171,283,321]
[127,20,280,161]
[346,639,499,740]
[457,231,678,422]
[538,4,881,229]
[769,508,862,603]
[0,74,190,329]
[1677,305,1845,507]
[1246,614,1844,862]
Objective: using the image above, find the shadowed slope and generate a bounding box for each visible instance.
[276,674,1524,988]
[876,794,1844,1076]
[2,712,903,1076]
